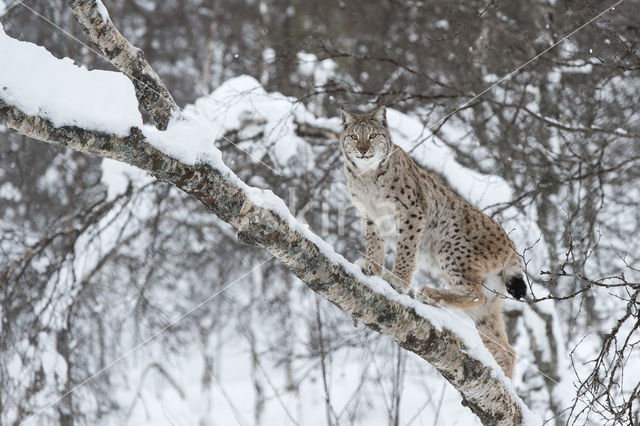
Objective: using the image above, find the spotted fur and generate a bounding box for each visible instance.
[340,105,525,378]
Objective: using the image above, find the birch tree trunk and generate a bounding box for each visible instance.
[0,1,536,424]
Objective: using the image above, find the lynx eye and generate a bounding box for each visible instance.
[369,133,377,140]
[350,134,358,140]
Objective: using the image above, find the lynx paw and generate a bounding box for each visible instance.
[355,258,381,276]
[382,272,410,294]
[415,286,440,306]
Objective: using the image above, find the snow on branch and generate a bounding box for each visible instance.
[0,20,540,426]
[0,25,141,135]
[66,0,179,130]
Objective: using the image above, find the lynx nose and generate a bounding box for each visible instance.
[357,145,369,155]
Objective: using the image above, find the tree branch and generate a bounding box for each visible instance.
[66,0,179,130]
[0,98,533,425]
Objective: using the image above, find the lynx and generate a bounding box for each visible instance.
[339,105,526,378]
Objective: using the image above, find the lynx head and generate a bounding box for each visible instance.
[340,105,392,171]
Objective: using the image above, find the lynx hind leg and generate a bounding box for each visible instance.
[415,273,486,309]
[474,302,516,378]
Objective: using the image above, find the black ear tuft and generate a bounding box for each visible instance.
[372,105,387,127]
[341,107,355,130]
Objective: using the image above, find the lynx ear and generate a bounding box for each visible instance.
[341,107,356,130]
[372,105,387,127]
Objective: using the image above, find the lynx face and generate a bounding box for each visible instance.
[340,106,392,171]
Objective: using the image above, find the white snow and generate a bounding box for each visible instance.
[0,181,21,201]
[482,73,500,83]
[101,158,154,200]
[548,69,561,84]
[262,47,276,64]
[145,111,221,165]
[187,75,314,171]
[559,61,593,74]
[7,353,23,379]
[436,19,450,30]
[297,52,317,77]
[95,0,111,23]
[39,333,68,386]
[296,51,338,86]
[0,25,142,136]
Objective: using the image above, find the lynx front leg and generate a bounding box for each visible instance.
[384,214,424,293]
[356,219,384,276]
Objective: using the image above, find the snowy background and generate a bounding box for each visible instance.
[1,0,639,425]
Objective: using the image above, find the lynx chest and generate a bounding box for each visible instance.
[348,176,399,245]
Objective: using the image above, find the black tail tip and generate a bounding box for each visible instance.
[507,276,527,300]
